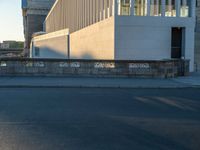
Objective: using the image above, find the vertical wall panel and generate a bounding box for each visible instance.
[45,0,114,33]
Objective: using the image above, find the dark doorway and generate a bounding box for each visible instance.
[171,27,182,59]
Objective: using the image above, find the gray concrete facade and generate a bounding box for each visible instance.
[30,29,69,58]
[31,0,196,72]
[22,0,55,56]
[45,0,114,33]
[195,0,200,72]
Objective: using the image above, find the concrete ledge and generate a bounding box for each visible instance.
[0,76,199,89]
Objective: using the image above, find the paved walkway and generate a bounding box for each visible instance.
[172,72,200,87]
[0,73,200,88]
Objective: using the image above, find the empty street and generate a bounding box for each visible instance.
[0,88,199,150]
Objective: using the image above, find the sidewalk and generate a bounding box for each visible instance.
[0,74,200,88]
[172,72,200,87]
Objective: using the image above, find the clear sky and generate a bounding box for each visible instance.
[0,0,24,42]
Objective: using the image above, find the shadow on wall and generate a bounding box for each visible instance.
[73,53,94,59]
[33,46,95,59]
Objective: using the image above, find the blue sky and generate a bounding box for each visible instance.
[0,0,24,42]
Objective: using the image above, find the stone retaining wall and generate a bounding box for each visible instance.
[0,58,189,78]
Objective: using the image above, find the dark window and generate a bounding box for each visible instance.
[35,47,40,57]
[171,27,182,59]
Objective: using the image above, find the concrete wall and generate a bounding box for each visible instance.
[195,0,200,72]
[31,29,69,59]
[30,0,196,72]
[26,0,55,9]
[115,16,195,72]
[45,0,114,33]
[25,15,46,49]
[195,32,200,71]
[0,59,190,78]
[70,17,115,59]
[22,0,56,56]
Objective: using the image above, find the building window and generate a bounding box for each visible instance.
[180,0,189,17]
[117,0,191,17]
[119,0,131,15]
[134,0,147,16]
[165,0,176,17]
[150,0,162,16]
[35,47,40,57]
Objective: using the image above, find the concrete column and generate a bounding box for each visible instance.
[181,0,186,17]
[156,0,159,15]
[140,0,143,16]
[90,0,92,24]
[150,0,155,16]
[168,0,172,16]
[95,0,99,22]
[147,0,151,16]
[101,0,103,19]
[112,0,115,16]
[190,0,196,18]
[105,0,108,18]
[97,0,100,21]
[161,0,166,17]
[131,0,135,15]
[116,0,120,15]
[107,0,110,17]
[109,0,112,16]
[103,0,106,19]
[176,0,181,17]
[115,0,119,15]
[83,0,86,27]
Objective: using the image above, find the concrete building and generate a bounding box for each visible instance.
[22,0,55,56]
[31,0,196,72]
[0,41,10,49]
[195,0,200,72]
[0,41,23,49]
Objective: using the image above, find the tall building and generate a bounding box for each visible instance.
[22,0,55,56]
[195,0,200,72]
[31,0,196,72]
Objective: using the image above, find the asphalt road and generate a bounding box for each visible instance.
[0,88,199,150]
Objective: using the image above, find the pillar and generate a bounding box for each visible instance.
[147,0,151,16]
[176,0,181,17]
[168,0,172,16]
[156,0,159,15]
[131,0,135,15]
[161,0,166,16]
[190,0,196,18]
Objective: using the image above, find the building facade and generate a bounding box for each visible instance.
[0,41,24,49]
[0,41,10,49]
[31,0,196,72]
[195,0,200,72]
[22,0,55,56]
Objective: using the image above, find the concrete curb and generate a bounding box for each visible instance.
[0,76,200,89]
[0,84,199,89]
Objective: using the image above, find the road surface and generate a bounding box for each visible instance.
[0,88,199,150]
